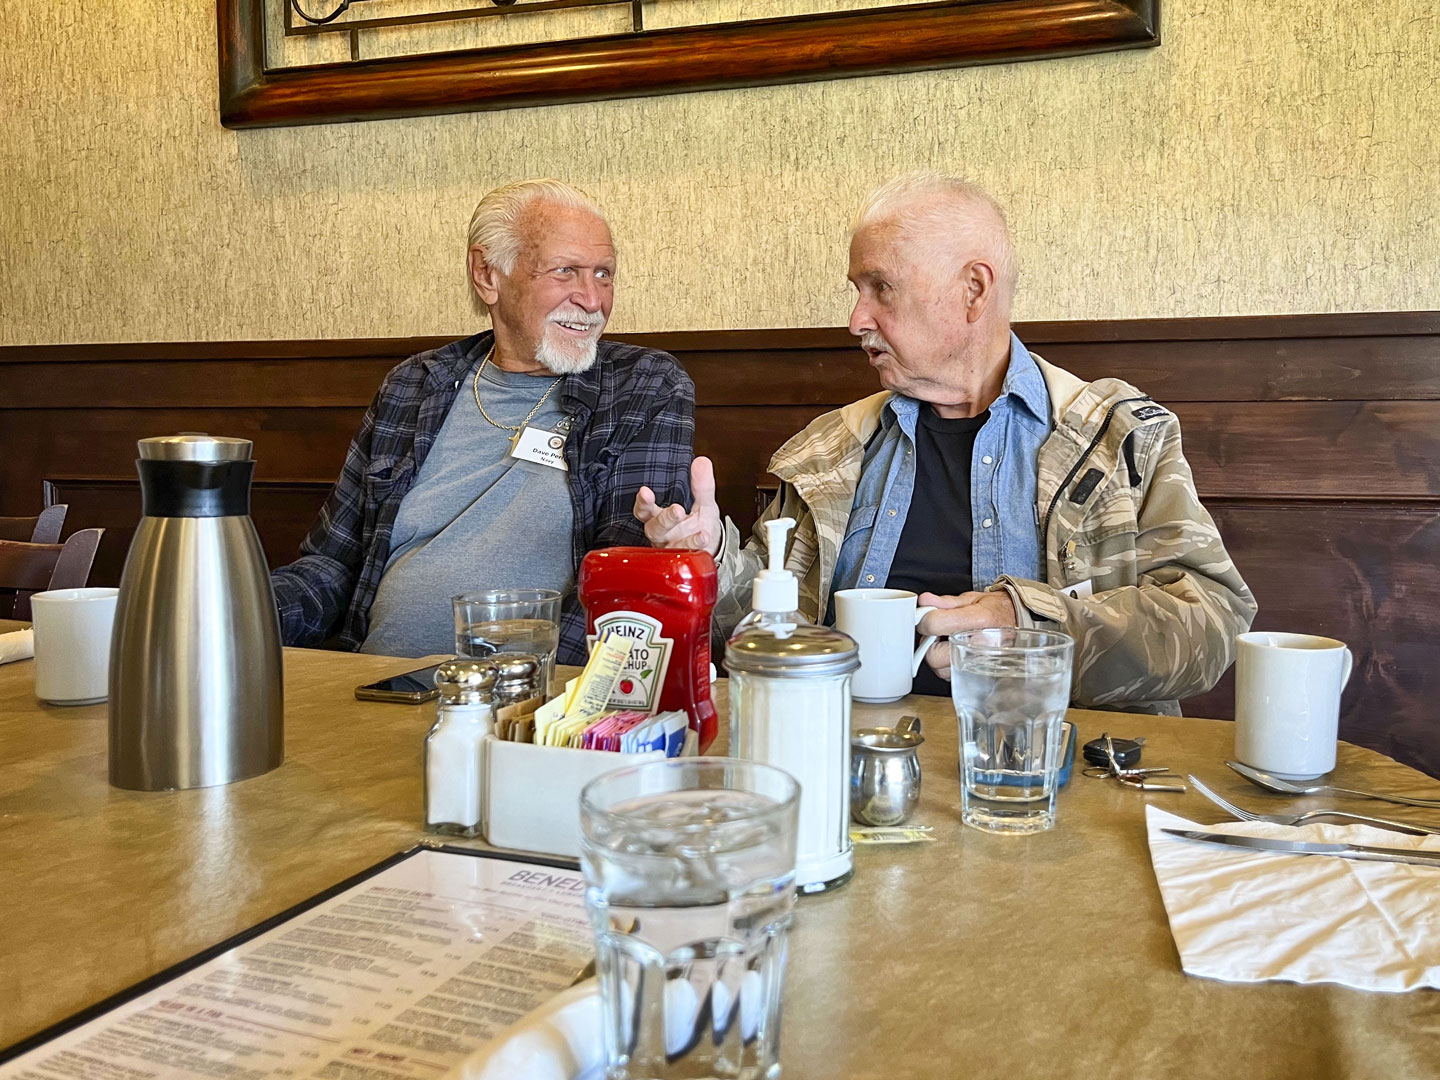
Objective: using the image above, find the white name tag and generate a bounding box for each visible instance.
[1063,578,1095,600]
[509,423,569,471]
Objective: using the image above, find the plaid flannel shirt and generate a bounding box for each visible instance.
[272,331,695,663]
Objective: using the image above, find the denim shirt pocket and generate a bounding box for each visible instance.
[837,505,880,573]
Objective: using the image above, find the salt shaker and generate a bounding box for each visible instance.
[726,624,860,893]
[492,653,542,707]
[424,659,497,838]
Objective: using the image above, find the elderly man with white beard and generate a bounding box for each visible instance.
[272,179,695,663]
[637,173,1255,713]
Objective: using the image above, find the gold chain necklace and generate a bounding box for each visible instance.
[473,347,563,447]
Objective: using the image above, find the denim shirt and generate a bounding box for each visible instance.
[829,334,1052,616]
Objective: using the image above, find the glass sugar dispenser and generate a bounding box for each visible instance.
[727,621,860,894]
[424,659,497,838]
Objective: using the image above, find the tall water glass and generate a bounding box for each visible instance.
[951,628,1074,834]
[579,759,800,1080]
[453,588,561,694]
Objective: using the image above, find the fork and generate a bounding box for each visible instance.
[1187,775,1440,836]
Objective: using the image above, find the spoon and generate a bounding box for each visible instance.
[1226,760,1440,809]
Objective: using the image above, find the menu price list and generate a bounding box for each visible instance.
[0,850,594,1080]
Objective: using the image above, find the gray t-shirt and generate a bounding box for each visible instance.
[360,362,575,657]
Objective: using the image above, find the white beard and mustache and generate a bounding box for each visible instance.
[859,330,896,357]
[536,307,606,374]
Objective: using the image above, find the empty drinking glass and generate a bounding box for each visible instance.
[951,628,1074,834]
[452,588,562,694]
[579,758,800,1080]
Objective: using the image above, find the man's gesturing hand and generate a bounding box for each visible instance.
[917,590,1018,679]
[634,456,723,557]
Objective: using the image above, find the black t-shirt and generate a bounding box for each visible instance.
[886,406,989,696]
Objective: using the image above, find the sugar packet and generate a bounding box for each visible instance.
[849,826,936,845]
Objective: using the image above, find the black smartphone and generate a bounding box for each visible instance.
[354,663,445,704]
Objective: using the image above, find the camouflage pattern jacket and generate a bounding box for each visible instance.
[714,355,1257,713]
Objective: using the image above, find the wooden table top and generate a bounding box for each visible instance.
[1,646,1437,1077]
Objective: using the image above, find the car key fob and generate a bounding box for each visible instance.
[1082,735,1143,770]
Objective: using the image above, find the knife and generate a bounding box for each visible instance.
[1160,828,1440,868]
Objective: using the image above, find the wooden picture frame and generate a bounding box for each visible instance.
[218,0,1158,128]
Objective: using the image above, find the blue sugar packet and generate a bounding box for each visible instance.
[658,711,688,757]
[619,711,689,756]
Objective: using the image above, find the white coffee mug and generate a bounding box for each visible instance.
[30,587,119,706]
[833,588,937,703]
[1233,631,1354,779]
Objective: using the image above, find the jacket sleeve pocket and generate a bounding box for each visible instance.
[1063,482,1140,590]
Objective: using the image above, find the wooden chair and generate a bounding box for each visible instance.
[0,529,104,621]
[0,503,68,545]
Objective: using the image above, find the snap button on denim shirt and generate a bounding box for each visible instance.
[829,334,1052,617]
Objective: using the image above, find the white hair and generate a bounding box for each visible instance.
[466,179,607,318]
[851,172,1019,306]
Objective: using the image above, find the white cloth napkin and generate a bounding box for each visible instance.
[449,981,603,1080]
[0,628,35,665]
[1146,805,1440,991]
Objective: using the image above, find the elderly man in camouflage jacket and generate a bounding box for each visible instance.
[635,173,1256,713]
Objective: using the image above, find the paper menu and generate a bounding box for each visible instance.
[0,849,594,1079]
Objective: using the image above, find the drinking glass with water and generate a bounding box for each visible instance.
[579,759,800,1080]
[453,588,561,693]
[950,628,1074,834]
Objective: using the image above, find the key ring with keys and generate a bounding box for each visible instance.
[1081,732,1187,793]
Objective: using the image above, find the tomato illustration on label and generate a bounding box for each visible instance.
[586,611,673,714]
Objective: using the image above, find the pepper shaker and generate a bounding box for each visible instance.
[424,659,497,838]
[492,653,542,708]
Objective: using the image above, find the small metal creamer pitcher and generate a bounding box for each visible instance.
[850,716,923,826]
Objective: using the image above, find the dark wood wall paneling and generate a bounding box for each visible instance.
[2,313,1438,778]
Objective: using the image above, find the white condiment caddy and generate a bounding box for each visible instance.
[423,658,669,858]
[482,736,666,858]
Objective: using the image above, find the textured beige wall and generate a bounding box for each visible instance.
[0,1,1436,345]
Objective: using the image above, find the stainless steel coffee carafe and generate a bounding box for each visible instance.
[109,435,284,790]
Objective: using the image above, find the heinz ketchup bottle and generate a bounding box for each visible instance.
[578,548,718,752]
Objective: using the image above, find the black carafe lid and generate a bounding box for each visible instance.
[136,435,254,517]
